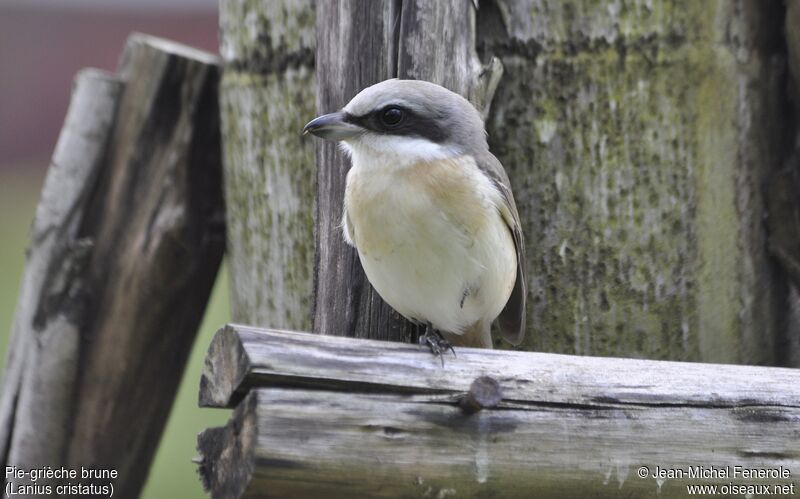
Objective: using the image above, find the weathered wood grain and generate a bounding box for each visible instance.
[197,326,800,498]
[65,35,224,495]
[0,68,122,478]
[396,0,502,115]
[312,0,410,341]
[1,34,224,498]
[199,325,800,410]
[219,0,316,331]
[483,0,791,362]
[771,0,800,366]
[767,163,800,309]
[787,0,800,111]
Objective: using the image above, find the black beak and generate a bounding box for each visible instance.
[303,112,362,140]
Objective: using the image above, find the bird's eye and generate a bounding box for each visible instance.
[380,107,403,127]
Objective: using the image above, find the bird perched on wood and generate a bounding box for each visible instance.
[304,79,526,356]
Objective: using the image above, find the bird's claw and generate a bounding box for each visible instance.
[419,323,456,366]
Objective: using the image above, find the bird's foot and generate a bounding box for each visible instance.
[419,322,456,366]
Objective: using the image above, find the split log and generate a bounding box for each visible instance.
[0,34,224,498]
[196,325,800,498]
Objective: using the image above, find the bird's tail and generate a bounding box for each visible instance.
[443,320,493,349]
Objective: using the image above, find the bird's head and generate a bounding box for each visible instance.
[303,79,487,167]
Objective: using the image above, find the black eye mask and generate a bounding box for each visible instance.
[344,106,449,144]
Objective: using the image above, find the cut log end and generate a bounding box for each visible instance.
[199,324,251,408]
[127,32,220,65]
[196,392,257,498]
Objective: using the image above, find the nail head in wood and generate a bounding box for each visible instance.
[460,375,503,414]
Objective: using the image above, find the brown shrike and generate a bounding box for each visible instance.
[304,79,526,354]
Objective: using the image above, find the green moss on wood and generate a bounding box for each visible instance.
[220,0,315,72]
[487,0,786,363]
[221,68,316,330]
[220,0,316,331]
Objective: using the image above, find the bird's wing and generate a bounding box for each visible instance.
[342,208,356,247]
[477,151,527,345]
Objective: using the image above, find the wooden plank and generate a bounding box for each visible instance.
[63,34,224,496]
[199,325,800,410]
[197,386,799,498]
[1,34,224,498]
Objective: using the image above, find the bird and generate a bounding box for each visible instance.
[303,79,526,355]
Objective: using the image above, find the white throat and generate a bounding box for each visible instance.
[341,135,460,171]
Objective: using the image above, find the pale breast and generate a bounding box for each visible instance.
[346,157,493,249]
[343,156,516,333]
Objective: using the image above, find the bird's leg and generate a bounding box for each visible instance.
[419,321,456,366]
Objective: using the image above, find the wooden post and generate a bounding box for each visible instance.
[0,34,224,497]
[196,325,800,498]
[0,68,122,478]
[766,0,800,366]
[311,0,408,341]
[482,0,791,362]
[218,0,317,331]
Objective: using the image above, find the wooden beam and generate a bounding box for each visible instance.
[199,324,799,409]
[1,34,224,498]
[197,325,800,498]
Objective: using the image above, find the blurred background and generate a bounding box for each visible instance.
[0,0,229,497]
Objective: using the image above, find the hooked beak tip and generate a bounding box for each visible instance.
[302,112,361,141]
